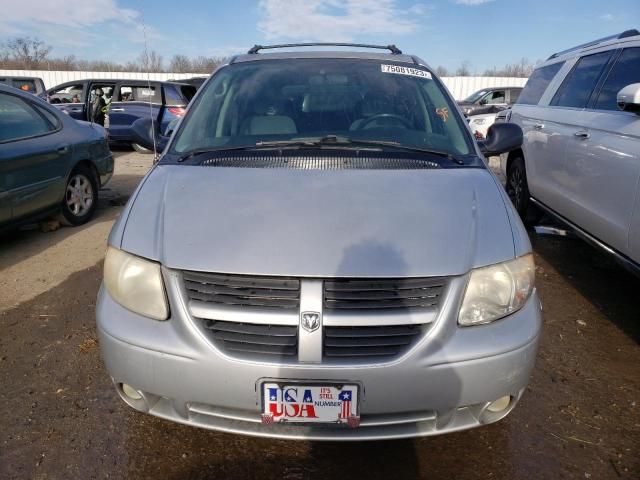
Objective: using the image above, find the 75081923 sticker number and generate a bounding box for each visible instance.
[381,64,432,79]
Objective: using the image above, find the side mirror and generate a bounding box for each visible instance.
[617,83,640,114]
[479,98,488,105]
[477,123,523,157]
[131,117,169,152]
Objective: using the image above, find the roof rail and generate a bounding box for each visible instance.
[247,43,402,55]
[547,29,640,60]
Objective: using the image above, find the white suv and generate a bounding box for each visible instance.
[501,29,640,273]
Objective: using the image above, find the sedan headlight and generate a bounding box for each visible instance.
[458,254,535,326]
[104,247,169,320]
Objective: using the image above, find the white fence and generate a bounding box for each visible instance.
[0,69,528,100]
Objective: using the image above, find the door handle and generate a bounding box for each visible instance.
[68,108,83,113]
[574,131,590,139]
[110,108,125,112]
[534,123,544,130]
[56,145,69,154]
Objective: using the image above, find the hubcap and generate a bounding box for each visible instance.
[65,174,93,216]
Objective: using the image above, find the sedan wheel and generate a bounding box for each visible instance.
[66,174,94,217]
[59,166,98,226]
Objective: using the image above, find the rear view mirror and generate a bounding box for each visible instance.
[617,83,640,114]
[131,117,169,152]
[477,123,523,157]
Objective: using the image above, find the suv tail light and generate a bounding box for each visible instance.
[167,107,186,117]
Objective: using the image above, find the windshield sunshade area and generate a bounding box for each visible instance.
[171,59,472,158]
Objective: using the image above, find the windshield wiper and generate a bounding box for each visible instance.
[255,135,465,165]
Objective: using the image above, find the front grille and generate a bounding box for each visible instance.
[183,271,300,309]
[203,320,298,358]
[324,277,445,310]
[324,325,422,360]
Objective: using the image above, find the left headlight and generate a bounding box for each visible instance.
[103,246,169,320]
[458,254,535,326]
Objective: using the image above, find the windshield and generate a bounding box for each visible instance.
[463,90,488,103]
[172,59,472,157]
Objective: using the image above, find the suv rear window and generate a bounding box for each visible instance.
[594,47,640,111]
[164,84,196,106]
[551,51,613,108]
[11,79,37,93]
[516,62,564,105]
[173,59,472,157]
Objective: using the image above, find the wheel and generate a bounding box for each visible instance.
[59,165,98,226]
[132,142,153,154]
[506,156,542,225]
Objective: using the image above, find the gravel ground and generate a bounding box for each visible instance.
[0,151,638,479]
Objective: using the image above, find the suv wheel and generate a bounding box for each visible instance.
[132,142,153,154]
[506,157,542,225]
[59,165,98,226]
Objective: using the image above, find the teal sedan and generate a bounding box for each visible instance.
[0,84,113,231]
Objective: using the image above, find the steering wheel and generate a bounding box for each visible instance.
[358,113,413,130]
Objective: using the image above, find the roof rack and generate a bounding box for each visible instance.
[247,43,402,55]
[547,29,639,59]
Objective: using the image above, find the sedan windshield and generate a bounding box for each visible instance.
[172,59,472,157]
[463,90,488,103]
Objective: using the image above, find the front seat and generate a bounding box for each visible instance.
[241,99,297,135]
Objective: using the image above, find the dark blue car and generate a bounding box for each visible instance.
[48,79,196,153]
[0,84,113,230]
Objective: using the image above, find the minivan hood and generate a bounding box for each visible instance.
[117,165,515,277]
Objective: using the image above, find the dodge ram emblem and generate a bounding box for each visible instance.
[301,311,320,332]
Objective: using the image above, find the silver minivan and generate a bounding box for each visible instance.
[501,30,640,273]
[97,44,541,440]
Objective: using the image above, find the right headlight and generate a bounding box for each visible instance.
[103,246,169,320]
[458,254,535,326]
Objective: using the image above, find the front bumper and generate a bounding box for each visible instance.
[96,271,542,441]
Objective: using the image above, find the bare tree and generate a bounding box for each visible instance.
[169,54,192,73]
[5,37,51,69]
[455,60,472,77]
[435,66,449,77]
[483,58,537,78]
[190,56,226,74]
[136,50,164,72]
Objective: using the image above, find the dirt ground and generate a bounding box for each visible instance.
[0,151,638,480]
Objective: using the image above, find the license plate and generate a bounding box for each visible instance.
[262,383,360,426]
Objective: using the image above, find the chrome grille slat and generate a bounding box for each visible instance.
[183,271,300,309]
[203,320,298,357]
[324,325,422,360]
[324,277,445,310]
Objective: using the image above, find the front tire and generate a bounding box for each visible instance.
[59,165,98,226]
[506,157,542,225]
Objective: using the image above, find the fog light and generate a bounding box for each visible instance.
[487,395,511,413]
[122,383,143,400]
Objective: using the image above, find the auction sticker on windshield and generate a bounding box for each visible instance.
[381,64,432,79]
[262,383,360,426]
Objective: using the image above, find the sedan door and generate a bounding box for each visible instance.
[48,83,88,120]
[0,91,69,224]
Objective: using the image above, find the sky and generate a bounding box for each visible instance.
[0,0,639,72]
